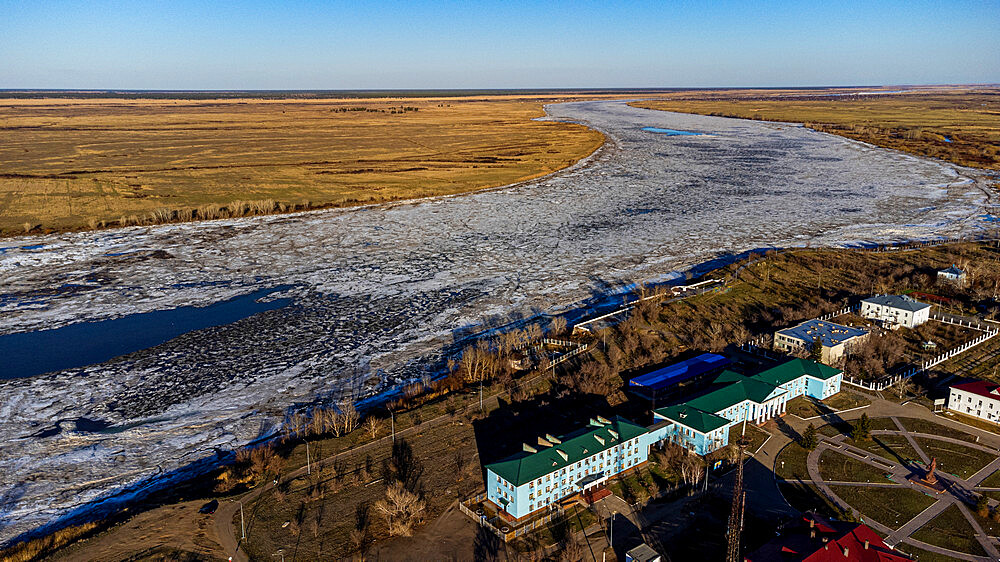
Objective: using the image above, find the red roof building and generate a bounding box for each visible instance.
[952,380,1000,401]
[746,513,912,562]
[949,380,1000,423]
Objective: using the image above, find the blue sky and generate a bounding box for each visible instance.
[1,0,998,89]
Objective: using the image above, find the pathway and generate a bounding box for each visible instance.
[802,414,1000,560]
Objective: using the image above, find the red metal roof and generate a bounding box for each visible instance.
[953,380,1000,401]
[746,513,912,562]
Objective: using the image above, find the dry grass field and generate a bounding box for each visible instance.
[631,87,1000,171]
[0,96,605,234]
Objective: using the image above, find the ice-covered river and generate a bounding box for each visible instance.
[0,100,993,542]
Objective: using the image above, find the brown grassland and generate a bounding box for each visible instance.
[631,87,1000,170]
[0,95,605,234]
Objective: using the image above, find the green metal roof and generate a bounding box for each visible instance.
[751,358,842,386]
[684,372,778,413]
[485,416,648,486]
[654,404,731,434]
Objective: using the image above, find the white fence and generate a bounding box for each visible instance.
[845,327,999,392]
[815,304,859,322]
[930,310,994,332]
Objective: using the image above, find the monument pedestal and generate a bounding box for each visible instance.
[909,457,946,494]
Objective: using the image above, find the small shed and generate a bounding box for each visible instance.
[937,265,967,287]
[625,544,662,562]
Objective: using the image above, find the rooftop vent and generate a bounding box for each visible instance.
[537,436,553,447]
[546,433,561,444]
[556,449,568,461]
[594,435,605,445]
[596,415,611,424]
[608,429,619,440]
[523,443,537,453]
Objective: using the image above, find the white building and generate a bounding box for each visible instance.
[860,295,931,329]
[949,380,1000,423]
[937,265,968,287]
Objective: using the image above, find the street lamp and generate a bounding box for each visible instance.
[272,549,285,562]
[610,511,616,551]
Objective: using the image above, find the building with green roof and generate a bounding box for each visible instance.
[653,358,843,455]
[484,415,668,520]
[481,359,843,521]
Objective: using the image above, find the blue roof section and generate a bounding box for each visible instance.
[629,353,731,391]
[776,320,868,347]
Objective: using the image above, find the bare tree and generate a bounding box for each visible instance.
[338,399,360,436]
[374,482,426,536]
[549,316,568,336]
[364,415,383,440]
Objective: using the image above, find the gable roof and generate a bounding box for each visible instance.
[753,358,843,386]
[683,371,779,414]
[953,380,1000,401]
[654,403,731,434]
[862,294,931,313]
[485,416,648,486]
[747,513,912,562]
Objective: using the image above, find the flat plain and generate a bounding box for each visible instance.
[631,87,1000,170]
[0,96,604,234]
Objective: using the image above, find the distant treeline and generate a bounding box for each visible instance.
[332,106,419,113]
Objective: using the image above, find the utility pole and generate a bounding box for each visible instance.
[240,501,246,540]
[479,379,483,412]
[725,426,750,562]
[390,409,395,444]
[305,439,311,475]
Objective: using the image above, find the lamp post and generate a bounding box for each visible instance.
[272,549,285,562]
[303,438,311,475]
[609,511,616,552]
[240,501,246,541]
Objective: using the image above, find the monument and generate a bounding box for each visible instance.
[909,457,946,493]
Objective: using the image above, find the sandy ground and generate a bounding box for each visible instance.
[50,500,227,561]
[0,100,995,545]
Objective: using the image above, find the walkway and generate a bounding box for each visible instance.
[803,415,1000,560]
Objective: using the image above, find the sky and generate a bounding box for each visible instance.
[1,0,998,90]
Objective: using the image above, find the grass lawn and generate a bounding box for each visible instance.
[940,410,1000,437]
[777,482,844,519]
[823,392,871,412]
[786,396,830,419]
[898,542,975,562]
[846,434,922,466]
[898,418,979,443]
[914,437,997,480]
[817,450,893,483]
[911,504,987,556]
[775,441,812,481]
[827,485,936,530]
[980,470,1000,488]
[743,424,771,454]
